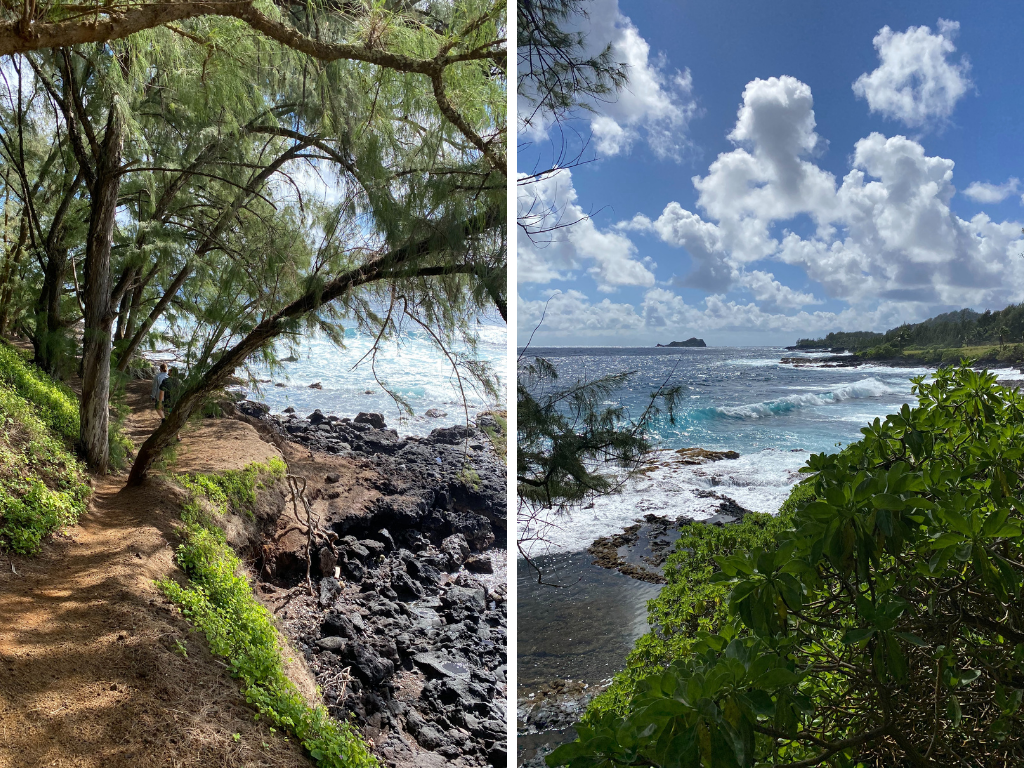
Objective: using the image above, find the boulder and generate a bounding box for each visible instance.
[318,575,341,607]
[354,412,387,429]
[427,425,474,444]
[463,555,493,574]
[442,585,486,615]
[353,645,394,686]
[441,534,470,567]
[316,636,348,652]
[391,570,424,601]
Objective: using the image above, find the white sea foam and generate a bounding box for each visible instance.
[725,358,785,367]
[246,325,505,436]
[990,367,1023,381]
[521,449,809,556]
[709,378,905,420]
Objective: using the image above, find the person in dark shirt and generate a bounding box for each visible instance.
[160,367,183,419]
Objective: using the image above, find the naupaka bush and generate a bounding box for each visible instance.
[553,364,1024,767]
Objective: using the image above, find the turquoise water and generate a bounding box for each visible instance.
[243,324,507,436]
[516,346,989,555]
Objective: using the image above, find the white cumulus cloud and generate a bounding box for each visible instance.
[518,169,656,292]
[963,178,1020,203]
[518,0,700,160]
[518,290,644,336]
[638,76,1024,312]
[852,19,971,128]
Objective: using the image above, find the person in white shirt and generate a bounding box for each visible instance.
[151,363,169,419]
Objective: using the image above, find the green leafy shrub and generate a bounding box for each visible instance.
[179,458,286,519]
[0,380,89,553]
[0,341,134,469]
[159,461,376,768]
[0,341,79,443]
[555,364,1024,767]
[586,482,815,720]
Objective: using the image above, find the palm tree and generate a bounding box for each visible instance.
[1000,325,1010,349]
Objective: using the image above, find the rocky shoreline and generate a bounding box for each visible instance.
[587,495,753,584]
[519,448,757,765]
[234,401,507,768]
[782,349,1024,372]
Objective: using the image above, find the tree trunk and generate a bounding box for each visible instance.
[32,248,69,374]
[79,107,124,473]
[115,260,191,372]
[113,269,134,342]
[0,212,29,336]
[123,261,158,342]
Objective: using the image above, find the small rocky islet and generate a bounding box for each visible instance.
[655,337,706,348]
[234,400,507,768]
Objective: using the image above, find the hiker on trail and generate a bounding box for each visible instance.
[151,363,168,418]
[160,367,184,419]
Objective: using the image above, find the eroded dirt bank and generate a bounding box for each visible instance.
[230,402,508,768]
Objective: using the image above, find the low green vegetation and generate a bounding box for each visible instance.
[178,458,287,520]
[556,364,1024,766]
[0,342,80,443]
[0,340,134,471]
[586,483,816,720]
[0,344,89,553]
[479,410,508,462]
[159,460,377,768]
[0,379,89,553]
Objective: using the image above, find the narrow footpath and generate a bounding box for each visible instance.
[0,380,314,768]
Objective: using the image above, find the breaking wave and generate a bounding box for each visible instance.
[706,378,905,420]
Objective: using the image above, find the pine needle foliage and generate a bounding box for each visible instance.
[517,355,681,561]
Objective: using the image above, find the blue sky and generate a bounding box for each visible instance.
[517,0,1024,346]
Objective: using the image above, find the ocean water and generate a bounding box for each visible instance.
[518,348,1023,757]
[227,324,507,436]
[518,346,944,556]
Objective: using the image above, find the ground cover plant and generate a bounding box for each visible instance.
[553,364,1024,766]
[159,460,377,768]
[0,342,89,553]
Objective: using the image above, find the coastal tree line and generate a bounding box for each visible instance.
[0,0,506,479]
[797,304,1024,353]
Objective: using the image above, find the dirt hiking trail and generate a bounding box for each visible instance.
[0,380,315,768]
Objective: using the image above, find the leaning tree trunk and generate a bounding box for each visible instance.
[115,260,191,372]
[79,108,124,473]
[125,207,500,485]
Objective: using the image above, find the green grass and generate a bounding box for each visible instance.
[159,461,377,768]
[0,376,89,554]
